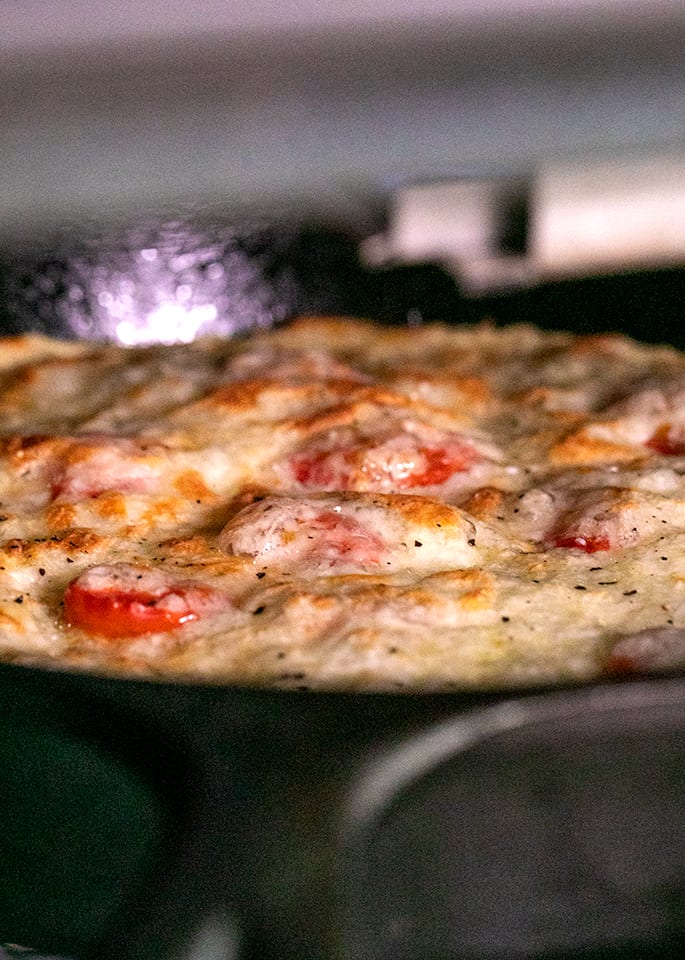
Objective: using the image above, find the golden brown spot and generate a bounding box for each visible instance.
[604,491,640,515]
[516,386,557,406]
[0,528,105,561]
[62,442,96,467]
[0,538,33,558]
[400,586,443,606]
[551,410,588,426]
[454,375,491,407]
[285,592,340,615]
[61,529,104,552]
[93,491,129,519]
[0,434,56,461]
[206,379,274,410]
[324,573,395,590]
[281,592,343,639]
[570,334,629,356]
[526,560,552,578]
[423,569,481,586]
[290,388,413,435]
[158,534,213,556]
[0,610,22,630]
[268,315,379,354]
[205,380,334,414]
[0,333,86,372]
[348,385,417,407]
[174,469,217,501]
[290,400,372,435]
[460,486,504,520]
[459,583,495,611]
[389,493,466,530]
[333,582,417,606]
[8,364,41,387]
[344,627,384,653]
[139,497,183,526]
[46,501,78,530]
[549,429,642,465]
[424,568,495,610]
[155,542,245,577]
[224,485,270,518]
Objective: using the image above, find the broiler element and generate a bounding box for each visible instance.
[363,153,685,294]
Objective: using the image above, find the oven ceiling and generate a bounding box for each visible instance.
[2,1,685,240]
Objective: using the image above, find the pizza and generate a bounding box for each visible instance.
[1,315,685,691]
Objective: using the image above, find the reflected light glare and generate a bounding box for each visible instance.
[1,219,346,343]
[116,302,218,345]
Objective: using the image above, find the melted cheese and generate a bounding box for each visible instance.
[0,318,685,690]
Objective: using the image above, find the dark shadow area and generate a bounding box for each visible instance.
[1,219,683,348]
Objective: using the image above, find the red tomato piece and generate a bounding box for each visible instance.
[217,495,389,571]
[310,510,385,565]
[293,450,342,488]
[550,534,611,553]
[604,626,685,676]
[645,423,685,457]
[604,653,640,675]
[291,433,479,493]
[408,444,476,487]
[51,441,158,502]
[64,564,221,639]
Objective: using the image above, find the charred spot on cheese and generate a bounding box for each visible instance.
[0,528,106,565]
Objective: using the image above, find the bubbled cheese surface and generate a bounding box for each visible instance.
[0,318,684,690]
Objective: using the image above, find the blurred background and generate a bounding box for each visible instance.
[2,0,685,345]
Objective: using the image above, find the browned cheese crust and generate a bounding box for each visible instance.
[1,317,685,690]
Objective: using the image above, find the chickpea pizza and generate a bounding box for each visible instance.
[1,317,684,690]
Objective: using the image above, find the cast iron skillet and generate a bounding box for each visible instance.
[0,220,684,960]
